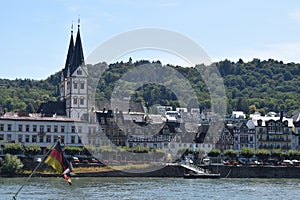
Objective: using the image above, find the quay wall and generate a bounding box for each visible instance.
[204,165,300,178]
[74,165,300,178]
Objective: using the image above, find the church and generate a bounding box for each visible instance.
[0,23,98,154]
[39,22,88,120]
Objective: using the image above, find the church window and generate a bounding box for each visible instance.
[73,97,78,105]
[80,97,84,105]
[80,82,85,89]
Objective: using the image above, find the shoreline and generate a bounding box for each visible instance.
[2,165,300,178]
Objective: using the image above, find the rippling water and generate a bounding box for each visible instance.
[1,177,299,200]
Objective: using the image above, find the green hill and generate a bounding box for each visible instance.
[0,59,299,115]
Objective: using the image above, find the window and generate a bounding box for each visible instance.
[47,125,51,133]
[71,126,76,133]
[77,69,82,75]
[46,135,51,143]
[78,136,82,144]
[7,124,12,131]
[80,97,84,105]
[80,82,85,89]
[32,135,37,142]
[33,125,37,132]
[61,136,65,144]
[73,97,78,105]
[100,118,106,125]
[39,136,43,143]
[26,125,30,132]
[54,125,58,133]
[0,124,4,131]
[61,126,65,133]
[7,134,12,141]
[18,135,22,142]
[18,124,23,132]
[78,126,82,133]
[74,82,78,89]
[40,125,44,134]
[25,135,29,142]
[0,134,3,140]
[250,136,253,142]
[71,136,75,143]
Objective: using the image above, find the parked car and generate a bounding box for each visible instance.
[90,158,99,163]
[281,160,293,166]
[292,160,300,166]
[72,157,80,163]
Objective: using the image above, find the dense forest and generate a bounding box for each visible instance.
[0,58,299,116]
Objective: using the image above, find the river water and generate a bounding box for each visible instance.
[1,177,299,200]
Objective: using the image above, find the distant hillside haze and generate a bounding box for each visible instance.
[0,59,299,115]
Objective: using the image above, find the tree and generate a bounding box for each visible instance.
[224,149,238,160]
[4,143,23,155]
[287,150,300,160]
[0,154,23,175]
[272,149,284,161]
[64,146,82,156]
[255,149,271,161]
[236,97,249,113]
[240,148,254,158]
[24,144,41,156]
[207,149,221,157]
[249,104,257,114]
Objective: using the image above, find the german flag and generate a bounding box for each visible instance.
[45,141,72,185]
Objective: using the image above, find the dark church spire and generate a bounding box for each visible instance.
[70,18,85,75]
[63,23,75,78]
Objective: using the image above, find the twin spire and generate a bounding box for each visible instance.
[63,19,84,78]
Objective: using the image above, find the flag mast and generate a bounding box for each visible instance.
[12,138,61,200]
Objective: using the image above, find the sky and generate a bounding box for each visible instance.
[2,0,300,80]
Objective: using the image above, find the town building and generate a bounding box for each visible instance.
[252,112,296,151]
[0,112,85,154]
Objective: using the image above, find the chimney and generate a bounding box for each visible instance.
[280,111,283,122]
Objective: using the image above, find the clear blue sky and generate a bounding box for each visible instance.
[2,0,300,80]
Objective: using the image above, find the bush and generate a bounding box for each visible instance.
[0,154,23,175]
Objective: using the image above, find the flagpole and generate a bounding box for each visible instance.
[12,139,59,200]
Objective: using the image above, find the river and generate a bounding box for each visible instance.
[1,177,299,200]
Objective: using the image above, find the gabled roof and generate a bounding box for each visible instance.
[36,101,66,116]
[94,100,145,113]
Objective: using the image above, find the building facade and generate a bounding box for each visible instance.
[252,115,295,151]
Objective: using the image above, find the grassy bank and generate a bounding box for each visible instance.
[20,164,153,175]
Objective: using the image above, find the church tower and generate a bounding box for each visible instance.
[60,22,88,119]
